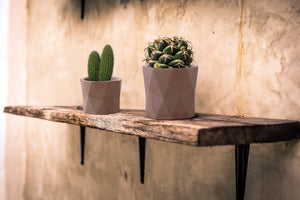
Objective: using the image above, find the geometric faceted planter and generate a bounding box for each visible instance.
[80,77,121,114]
[143,64,198,119]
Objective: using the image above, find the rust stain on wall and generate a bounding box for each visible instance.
[25,0,30,105]
[237,0,244,117]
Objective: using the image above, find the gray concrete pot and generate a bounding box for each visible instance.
[80,77,121,114]
[143,64,198,119]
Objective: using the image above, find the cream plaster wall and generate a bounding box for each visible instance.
[5,0,300,199]
[6,0,27,199]
[0,0,9,199]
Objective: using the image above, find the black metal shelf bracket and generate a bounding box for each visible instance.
[80,125,86,165]
[235,144,250,200]
[139,137,146,184]
[81,0,85,19]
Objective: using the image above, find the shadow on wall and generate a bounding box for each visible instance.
[60,0,193,20]
[60,0,136,20]
[246,140,300,199]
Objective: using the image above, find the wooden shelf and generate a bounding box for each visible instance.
[4,105,300,146]
[4,105,300,197]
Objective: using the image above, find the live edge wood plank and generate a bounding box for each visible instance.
[4,105,300,146]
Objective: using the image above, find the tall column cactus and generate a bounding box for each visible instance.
[88,51,100,81]
[99,45,114,81]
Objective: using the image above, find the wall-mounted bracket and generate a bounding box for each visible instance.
[235,144,250,200]
[81,0,85,19]
[80,125,86,165]
[139,137,146,184]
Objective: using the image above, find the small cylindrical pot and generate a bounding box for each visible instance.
[80,77,121,114]
[143,64,198,119]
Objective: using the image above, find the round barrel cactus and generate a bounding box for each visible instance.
[144,36,194,68]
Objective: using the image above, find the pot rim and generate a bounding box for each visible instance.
[143,63,198,70]
[81,76,121,82]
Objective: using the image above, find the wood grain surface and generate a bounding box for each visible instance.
[4,105,300,146]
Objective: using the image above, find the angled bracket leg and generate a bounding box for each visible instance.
[235,144,250,200]
[139,137,146,184]
[80,126,86,165]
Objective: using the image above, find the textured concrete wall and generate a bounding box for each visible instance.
[5,0,300,199]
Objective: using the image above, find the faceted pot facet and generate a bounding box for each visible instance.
[143,64,198,119]
[80,77,121,114]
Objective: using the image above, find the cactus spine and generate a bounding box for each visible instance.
[144,36,194,68]
[99,45,114,81]
[88,51,100,81]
